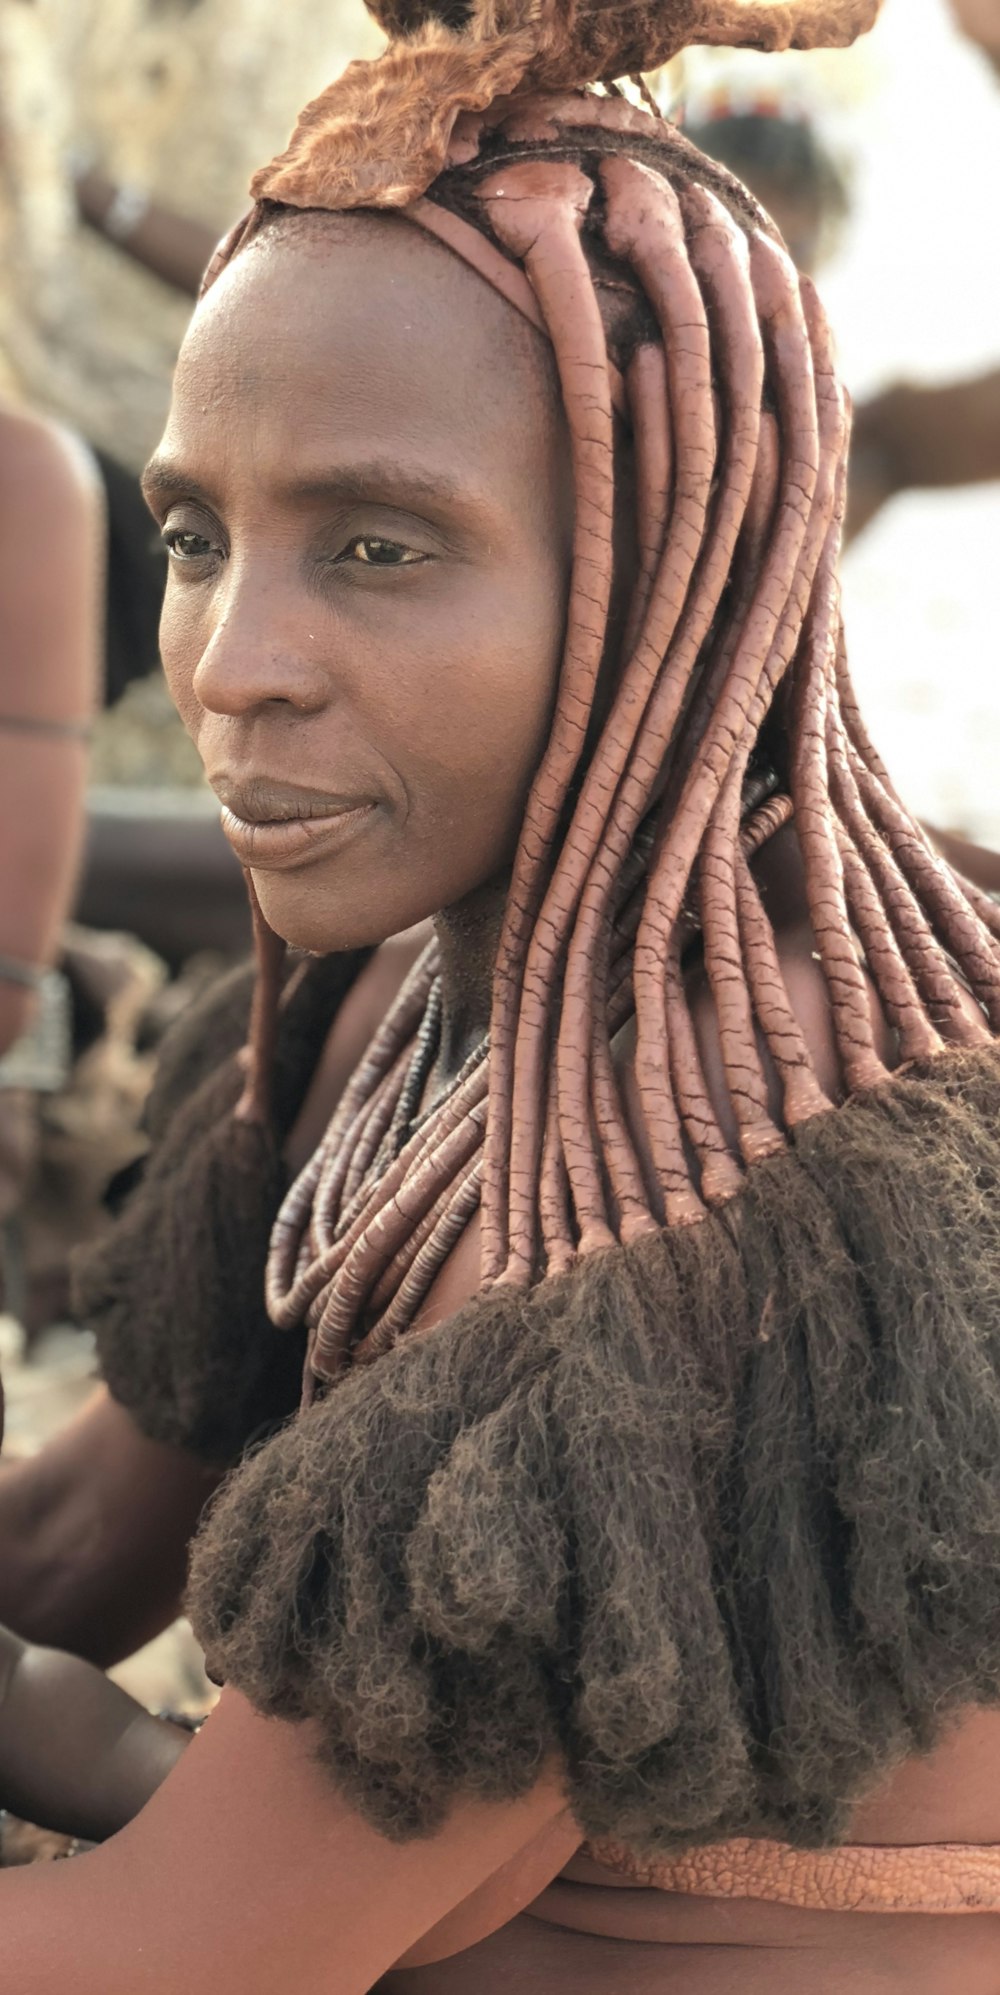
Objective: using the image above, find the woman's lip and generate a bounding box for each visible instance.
[219,802,376,868]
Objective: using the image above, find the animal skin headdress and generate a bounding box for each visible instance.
[250,0,879,211]
[87,0,1000,1878]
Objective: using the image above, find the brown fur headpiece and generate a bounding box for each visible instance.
[251,0,881,212]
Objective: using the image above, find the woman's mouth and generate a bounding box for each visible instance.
[213,778,377,870]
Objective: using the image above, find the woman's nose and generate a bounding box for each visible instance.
[191,582,328,718]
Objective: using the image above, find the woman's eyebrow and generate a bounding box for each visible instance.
[140,456,213,509]
[282,457,477,515]
[141,454,484,519]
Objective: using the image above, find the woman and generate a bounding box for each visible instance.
[3,0,1000,1986]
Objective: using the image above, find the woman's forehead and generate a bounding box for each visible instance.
[162,215,566,507]
[186,211,553,407]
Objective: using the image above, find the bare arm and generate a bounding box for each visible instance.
[0,409,99,1054]
[926,824,1000,897]
[950,0,1000,68]
[847,369,1000,538]
[0,1624,189,1841]
[75,169,222,299]
[0,944,427,1657]
[0,1690,577,1995]
[0,1388,220,1662]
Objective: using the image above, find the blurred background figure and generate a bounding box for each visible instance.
[683,93,851,277]
[844,0,1000,539]
[0,0,384,983]
[682,28,1000,556]
[951,0,1000,70]
[0,0,381,1356]
[848,365,1000,541]
[674,0,1000,863]
[0,404,98,1332]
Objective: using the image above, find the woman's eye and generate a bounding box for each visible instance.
[163,528,220,563]
[345,536,424,567]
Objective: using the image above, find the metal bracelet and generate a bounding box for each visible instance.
[0,952,44,991]
[101,183,151,243]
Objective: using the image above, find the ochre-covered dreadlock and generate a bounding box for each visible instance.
[149,0,1000,1860]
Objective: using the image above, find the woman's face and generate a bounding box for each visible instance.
[144,213,573,953]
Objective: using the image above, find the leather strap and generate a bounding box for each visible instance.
[406,196,630,424]
[586,1833,1000,1915]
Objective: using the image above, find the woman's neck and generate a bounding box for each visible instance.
[432,880,508,1084]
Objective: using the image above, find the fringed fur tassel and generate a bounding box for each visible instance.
[74,951,366,1466]
[189,1048,1000,1850]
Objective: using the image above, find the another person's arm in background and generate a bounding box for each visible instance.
[927,824,1000,898]
[0,1621,190,1840]
[0,408,99,1057]
[847,368,1000,539]
[0,1386,221,1662]
[75,167,221,299]
[77,806,250,969]
[950,0,1000,72]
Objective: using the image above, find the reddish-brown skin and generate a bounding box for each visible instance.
[825,701,988,1051]
[950,0,1000,64]
[851,746,1000,1029]
[619,343,672,662]
[848,368,1000,538]
[75,167,218,297]
[229,73,1000,1368]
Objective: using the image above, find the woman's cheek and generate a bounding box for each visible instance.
[159,607,206,740]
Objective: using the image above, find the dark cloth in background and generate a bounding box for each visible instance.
[92,449,166,706]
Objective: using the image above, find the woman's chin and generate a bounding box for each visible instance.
[250,874,393,957]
